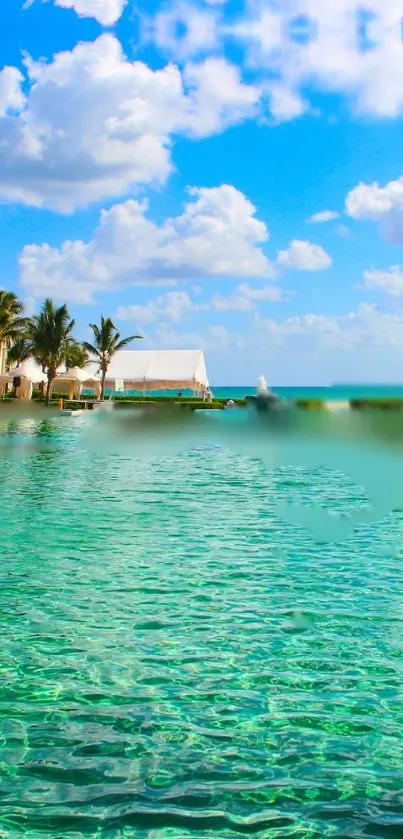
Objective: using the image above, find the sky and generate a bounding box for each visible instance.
[2,1,403,384]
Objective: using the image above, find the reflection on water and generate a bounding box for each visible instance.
[1,411,403,838]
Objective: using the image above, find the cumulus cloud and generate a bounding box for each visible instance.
[19,185,274,303]
[346,177,403,219]
[54,0,127,25]
[150,0,403,121]
[116,292,193,324]
[201,285,281,309]
[308,210,340,223]
[116,281,282,327]
[183,58,260,136]
[237,282,281,301]
[107,297,403,385]
[0,36,261,212]
[151,2,219,60]
[346,176,403,243]
[146,304,403,362]
[266,305,403,350]
[257,304,403,353]
[363,266,403,297]
[200,293,254,312]
[276,240,332,271]
[267,84,307,122]
[0,68,25,116]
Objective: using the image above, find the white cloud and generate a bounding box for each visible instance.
[183,58,260,136]
[0,67,25,116]
[116,280,282,327]
[149,0,403,121]
[109,301,403,385]
[200,293,255,312]
[54,0,127,25]
[308,210,340,223]
[201,285,280,309]
[19,185,274,303]
[346,177,403,219]
[346,176,403,244]
[144,303,403,360]
[267,305,403,350]
[258,304,403,351]
[0,36,261,212]
[151,323,234,352]
[267,84,307,122]
[116,292,192,324]
[151,2,219,60]
[276,240,332,271]
[237,282,281,301]
[363,266,403,297]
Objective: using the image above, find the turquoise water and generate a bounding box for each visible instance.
[1,411,403,838]
[214,385,403,401]
[113,384,403,400]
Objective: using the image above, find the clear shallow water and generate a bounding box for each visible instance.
[1,414,403,838]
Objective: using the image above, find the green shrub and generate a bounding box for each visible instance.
[349,399,403,410]
[22,392,247,409]
[295,399,325,409]
[111,400,225,410]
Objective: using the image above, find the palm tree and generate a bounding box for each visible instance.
[28,299,76,405]
[84,316,142,400]
[7,336,32,368]
[64,342,89,370]
[0,291,28,372]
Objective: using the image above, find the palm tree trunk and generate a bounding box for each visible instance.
[40,365,46,400]
[46,368,55,406]
[101,369,106,401]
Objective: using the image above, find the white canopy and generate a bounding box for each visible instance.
[86,349,209,393]
[55,366,100,385]
[0,360,47,400]
[53,367,101,399]
[0,361,47,384]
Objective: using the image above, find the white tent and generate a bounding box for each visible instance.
[85,350,209,394]
[53,367,101,400]
[0,360,47,400]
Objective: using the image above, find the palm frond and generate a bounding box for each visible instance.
[114,335,143,352]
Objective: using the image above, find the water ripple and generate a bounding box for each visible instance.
[1,417,403,837]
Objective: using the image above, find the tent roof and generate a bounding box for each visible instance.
[85,349,209,390]
[55,366,100,383]
[0,360,47,383]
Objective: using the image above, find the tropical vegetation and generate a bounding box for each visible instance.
[6,335,32,368]
[28,299,77,405]
[64,342,90,370]
[0,290,29,355]
[84,316,142,400]
[0,291,143,405]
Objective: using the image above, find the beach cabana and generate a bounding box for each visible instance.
[0,361,47,400]
[85,349,209,395]
[53,367,101,400]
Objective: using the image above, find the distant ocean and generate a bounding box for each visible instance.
[213,384,403,400]
[118,384,403,400]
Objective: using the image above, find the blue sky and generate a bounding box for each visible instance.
[2,0,403,384]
